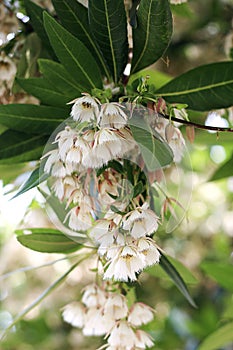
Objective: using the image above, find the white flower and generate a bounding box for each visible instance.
[134,330,154,348]
[168,127,185,163]
[43,149,60,174]
[82,284,107,308]
[83,307,113,336]
[137,237,160,267]
[107,321,136,348]
[104,244,145,282]
[66,205,93,231]
[62,301,86,328]
[128,303,154,327]
[98,103,128,128]
[123,203,159,238]
[70,94,99,122]
[52,175,78,201]
[104,294,128,320]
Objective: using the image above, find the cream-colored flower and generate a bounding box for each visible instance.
[62,301,86,328]
[0,53,17,81]
[98,103,128,128]
[70,94,99,122]
[137,237,160,267]
[123,203,159,238]
[82,284,107,308]
[170,0,187,4]
[134,329,154,348]
[128,302,154,327]
[107,321,136,348]
[104,294,128,320]
[83,307,114,336]
[66,205,93,231]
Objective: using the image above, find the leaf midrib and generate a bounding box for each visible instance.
[104,0,117,82]
[158,78,233,96]
[0,134,45,153]
[60,1,110,80]
[132,0,153,73]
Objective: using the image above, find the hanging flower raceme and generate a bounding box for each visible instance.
[62,283,155,349]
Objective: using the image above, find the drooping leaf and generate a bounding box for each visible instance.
[197,322,233,350]
[52,0,110,79]
[158,251,197,307]
[0,130,47,160]
[17,77,73,107]
[133,181,144,198]
[0,104,69,134]
[201,261,233,292]
[16,229,81,253]
[209,153,233,181]
[131,0,172,73]
[43,12,103,90]
[38,59,84,95]
[129,116,173,171]
[24,0,55,57]
[89,0,128,82]
[146,254,197,285]
[0,147,44,164]
[156,62,233,111]
[12,167,48,199]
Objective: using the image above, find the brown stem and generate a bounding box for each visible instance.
[159,113,233,133]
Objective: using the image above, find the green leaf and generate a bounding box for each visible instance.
[133,181,144,198]
[24,0,55,57]
[43,12,103,90]
[38,59,84,95]
[129,116,173,171]
[0,104,68,134]
[16,229,81,253]
[12,167,48,199]
[0,147,44,164]
[209,153,233,181]
[201,261,233,292]
[156,62,233,111]
[131,0,172,74]
[17,77,72,107]
[89,0,128,82]
[146,254,197,285]
[158,251,197,307]
[52,0,110,80]
[197,322,233,350]
[0,130,47,160]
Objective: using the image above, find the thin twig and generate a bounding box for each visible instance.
[160,113,233,133]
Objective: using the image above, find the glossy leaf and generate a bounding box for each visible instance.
[209,153,233,181]
[38,59,83,95]
[43,12,103,90]
[52,0,110,79]
[201,261,233,292]
[17,78,71,107]
[24,0,55,57]
[16,229,81,253]
[197,322,233,350]
[0,130,47,160]
[130,116,173,170]
[0,104,68,134]
[156,62,233,111]
[12,167,48,199]
[89,0,128,82]
[159,251,197,307]
[131,0,172,73]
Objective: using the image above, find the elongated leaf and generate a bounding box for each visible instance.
[38,59,84,94]
[209,153,233,181]
[0,147,44,164]
[17,77,72,107]
[130,116,173,170]
[156,62,233,111]
[0,130,47,160]
[159,251,197,307]
[197,322,233,350]
[24,0,55,57]
[43,12,102,90]
[146,254,197,285]
[0,104,68,134]
[89,0,128,82]
[17,230,81,253]
[12,167,48,199]
[201,261,233,292]
[52,0,110,79]
[131,0,172,73]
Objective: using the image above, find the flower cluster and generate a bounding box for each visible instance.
[0,4,19,45]
[62,283,155,349]
[0,52,16,99]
